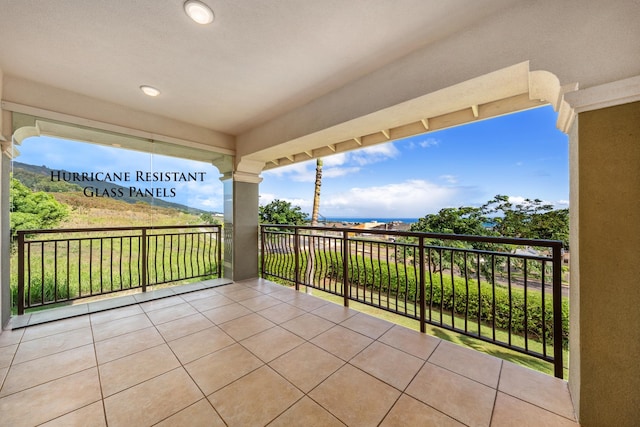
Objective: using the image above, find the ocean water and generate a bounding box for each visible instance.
[322,217,419,224]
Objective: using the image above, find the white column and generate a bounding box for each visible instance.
[0,143,11,328]
[220,171,262,281]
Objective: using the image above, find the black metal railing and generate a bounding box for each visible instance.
[16,225,222,314]
[261,224,566,378]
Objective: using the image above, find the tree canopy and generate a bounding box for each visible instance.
[10,177,69,236]
[410,195,569,249]
[259,199,308,225]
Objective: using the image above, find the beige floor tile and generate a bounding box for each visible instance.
[380,394,464,427]
[0,328,24,347]
[309,364,401,427]
[428,340,502,387]
[139,295,186,312]
[180,288,221,302]
[104,368,203,427]
[378,325,440,359]
[0,343,17,368]
[95,326,164,364]
[21,316,90,342]
[406,362,496,427]
[269,342,344,393]
[258,302,306,324]
[89,304,143,325]
[0,367,7,387]
[155,312,214,342]
[268,396,345,427]
[134,288,176,302]
[311,302,358,323]
[145,302,199,325]
[168,326,235,364]
[310,325,373,361]
[209,365,303,426]
[246,279,285,294]
[13,327,93,364]
[287,293,330,311]
[491,392,580,427]
[99,344,180,397]
[224,287,264,302]
[340,312,394,339]
[1,344,96,397]
[240,326,304,362]
[155,398,225,427]
[350,341,424,390]
[281,312,336,339]
[91,313,153,342]
[185,343,264,395]
[0,368,102,427]
[188,293,235,312]
[40,401,106,427]
[269,288,299,302]
[201,303,252,324]
[213,283,249,295]
[218,312,276,341]
[499,361,576,420]
[239,294,282,312]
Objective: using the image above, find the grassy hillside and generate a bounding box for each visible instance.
[12,161,219,216]
[50,191,209,228]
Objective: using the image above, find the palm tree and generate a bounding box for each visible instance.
[311,158,323,226]
[307,158,323,294]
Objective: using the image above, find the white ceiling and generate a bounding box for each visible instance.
[0,0,517,135]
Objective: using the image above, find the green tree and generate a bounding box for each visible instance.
[482,195,569,248]
[10,178,69,236]
[200,212,221,225]
[410,206,491,236]
[259,199,308,225]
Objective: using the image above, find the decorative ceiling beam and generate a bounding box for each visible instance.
[420,118,429,130]
[328,144,336,152]
[381,129,390,139]
[271,159,279,166]
[304,150,313,157]
[353,137,362,146]
[471,104,479,118]
[286,155,294,162]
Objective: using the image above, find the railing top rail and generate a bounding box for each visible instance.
[16,224,221,236]
[260,224,563,249]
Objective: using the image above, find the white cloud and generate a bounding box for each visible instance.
[322,179,463,217]
[262,143,399,182]
[504,195,569,210]
[418,137,440,148]
[439,174,458,184]
[351,143,400,165]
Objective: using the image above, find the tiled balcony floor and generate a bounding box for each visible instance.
[0,278,579,426]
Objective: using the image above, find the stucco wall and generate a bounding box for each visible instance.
[573,101,640,426]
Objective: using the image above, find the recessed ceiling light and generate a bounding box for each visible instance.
[184,0,214,25]
[140,85,160,97]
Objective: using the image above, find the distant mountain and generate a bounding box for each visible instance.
[12,162,218,215]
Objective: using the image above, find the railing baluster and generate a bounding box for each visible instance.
[477,253,481,337]
[552,243,563,379]
[541,259,547,357]
[419,236,425,333]
[507,255,512,346]
[524,259,529,351]
[258,224,565,378]
[464,251,469,333]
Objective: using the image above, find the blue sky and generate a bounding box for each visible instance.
[14,105,568,218]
